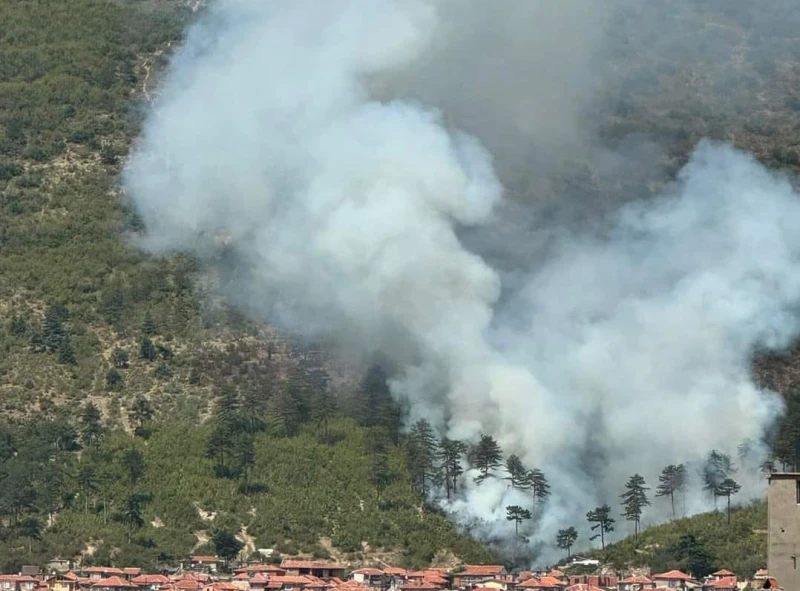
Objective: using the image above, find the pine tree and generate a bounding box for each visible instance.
[438,438,468,500]
[656,464,687,518]
[524,468,551,508]
[111,347,129,369]
[620,474,650,536]
[57,337,77,365]
[505,505,532,564]
[42,304,68,352]
[586,504,615,550]
[80,403,104,447]
[141,312,157,336]
[76,462,98,514]
[407,419,439,496]
[123,493,146,543]
[702,450,735,506]
[139,336,157,361]
[207,389,240,472]
[716,478,741,524]
[472,434,503,484]
[358,364,402,443]
[311,389,337,439]
[556,526,578,558]
[105,368,123,391]
[367,428,392,500]
[504,455,527,490]
[230,432,256,487]
[129,396,154,437]
[122,448,145,487]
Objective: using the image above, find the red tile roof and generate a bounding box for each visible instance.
[351,570,383,577]
[565,586,603,591]
[619,576,652,584]
[545,571,564,579]
[191,557,220,563]
[175,580,202,590]
[86,569,126,576]
[132,576,170,585]
[270,577,313,586]
[652,570,692,581]
[708,577,737,589]
[711,570,734,577]
[461,566,505,577]
[382,569,406,577]
[236,567,286,575]
[124,570,142,577]
[280,562,342,571]
[515,579,541,589]
[532,577,562,589]
[400,583,439,591]
[92,577,137,588]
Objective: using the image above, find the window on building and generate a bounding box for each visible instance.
[796,480,800,504]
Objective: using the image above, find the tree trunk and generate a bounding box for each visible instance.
[670,492,675,519]
[727,495,731,524]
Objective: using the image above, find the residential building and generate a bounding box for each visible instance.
[650,571,700,589]
[279,562,345,580]
[189,558,221,575]
[91,577,137,591]
[350,570,383,587]
[701,578,736,591]
[768,472,800,591]
[452,566,506,589]
[0,576,39,591]
[617,576,654,591]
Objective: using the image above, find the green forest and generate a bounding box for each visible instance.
[4,0,800,579]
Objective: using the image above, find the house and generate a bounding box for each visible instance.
[0,576,39,591]
[474,579,512,591]
[701,578,736,591]
[189,558,222,575]
[91,577,138,591]
[567,577,616,590]
[565,585,604,591]
[85,570,126,582]
[516,577,563,590]
[350,570,384,587]
[131,575,171,591]
[452,566,506,588]
[123,571,142,582]
[280,562,345,581]
[248,574,269,591]
[618,576,654,591]
[267,576,314,589]
[650,571,700,589]
[233,567,286,578]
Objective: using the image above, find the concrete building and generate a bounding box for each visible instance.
[768,472,800,590]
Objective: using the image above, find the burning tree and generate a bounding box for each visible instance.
[472,434,503,483]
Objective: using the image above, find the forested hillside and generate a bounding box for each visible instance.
[4,0,800,577]
[0,0,500,571]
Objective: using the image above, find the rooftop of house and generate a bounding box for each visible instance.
[458,566,505,577]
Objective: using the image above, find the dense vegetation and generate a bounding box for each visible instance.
[584,502,767,580]
[3,0,800,578]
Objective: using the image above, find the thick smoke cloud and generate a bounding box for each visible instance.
[125,0,800,563]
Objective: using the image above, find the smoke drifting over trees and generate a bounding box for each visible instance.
[125,0,800,563]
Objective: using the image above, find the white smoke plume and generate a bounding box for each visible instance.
[125,0,800,563]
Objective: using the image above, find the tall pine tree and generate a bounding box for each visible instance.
[656,464,687,518]
[586,504,615,550]
[620,474,650,536]
[472,434,503,484]
[438,438,468,500]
